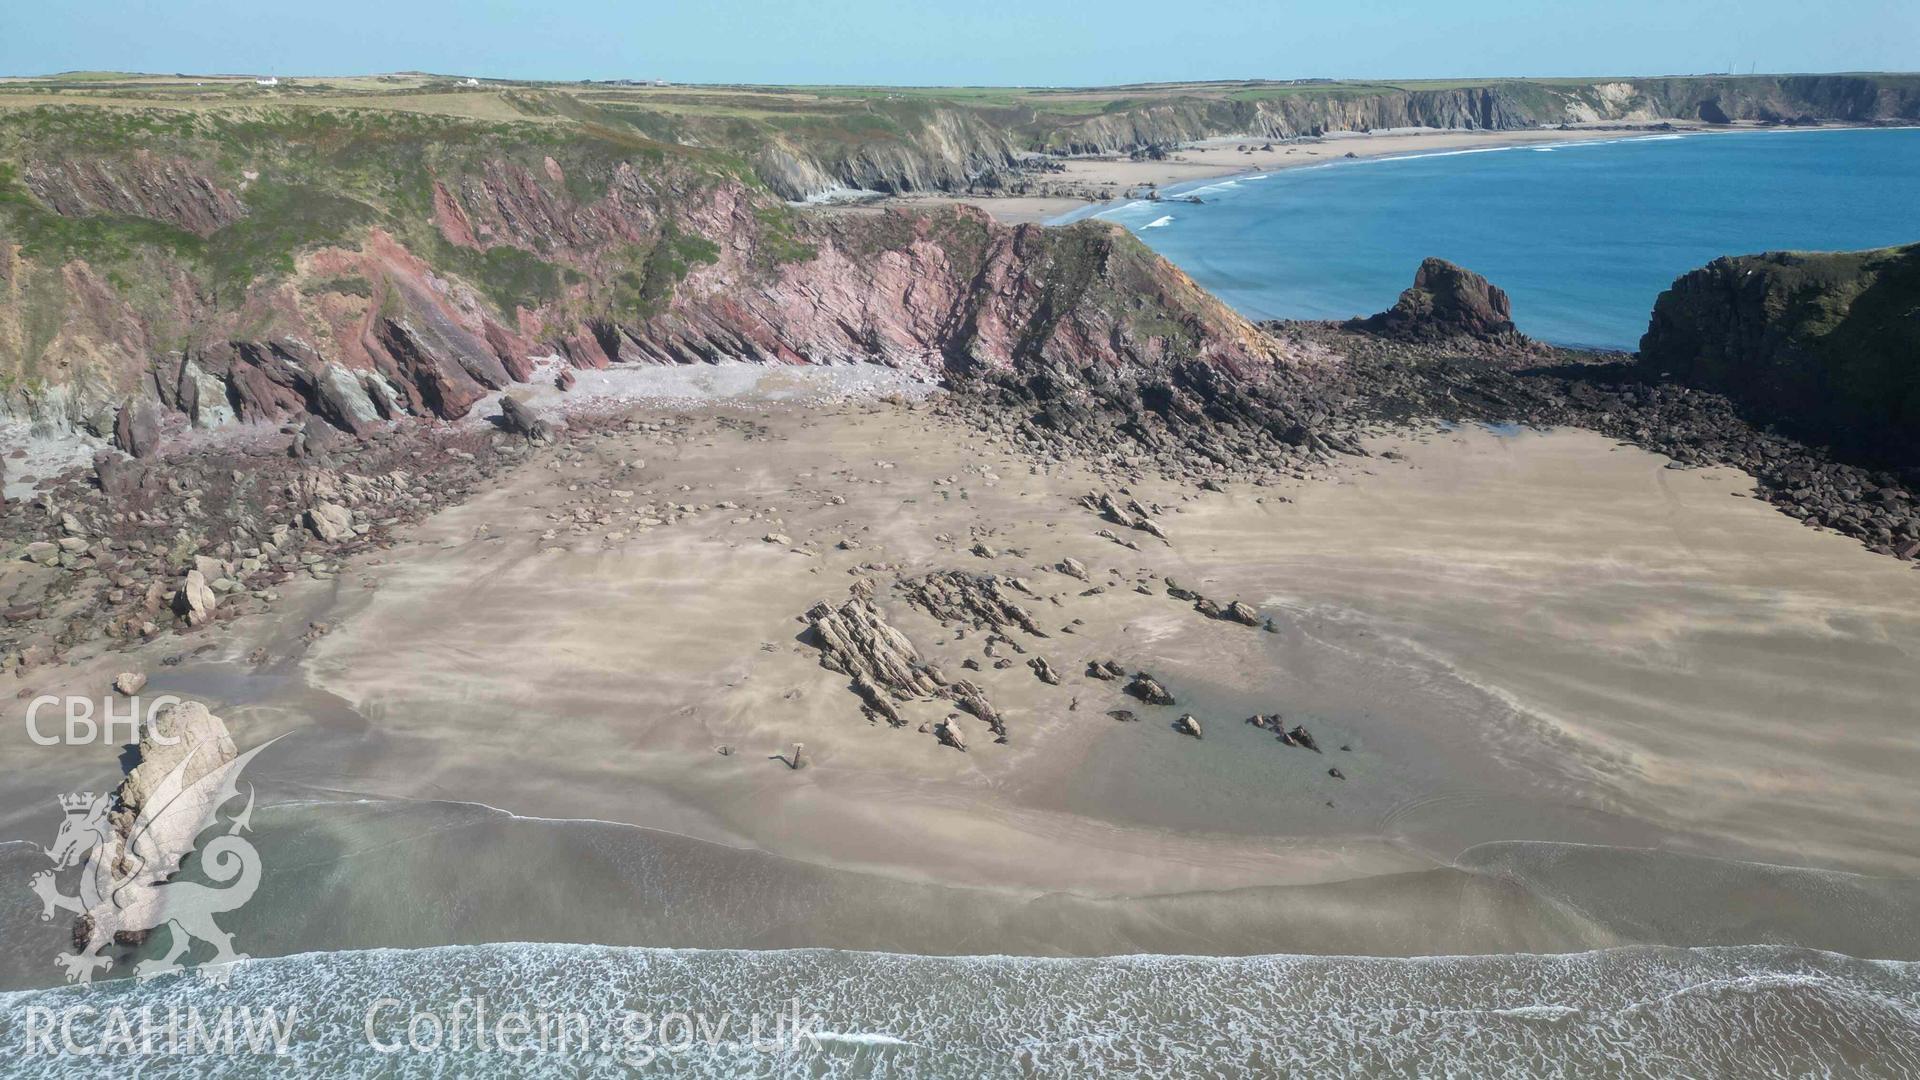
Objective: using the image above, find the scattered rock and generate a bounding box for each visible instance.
[1223,600,1260,626]
[1173,713,1203,738]
[1125,673,1175,706]
[112,672,147,697]
[936,716,969,752]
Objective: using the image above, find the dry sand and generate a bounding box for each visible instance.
[5,377,1917,966]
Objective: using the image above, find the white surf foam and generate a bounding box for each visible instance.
[3,943,1914,1077]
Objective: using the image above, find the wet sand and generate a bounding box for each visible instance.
[4,383,1918,978]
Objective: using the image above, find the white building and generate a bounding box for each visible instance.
[255,76,279,87]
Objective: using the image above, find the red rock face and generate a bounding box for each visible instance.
[6,158,1286,438]
[22,153,246,236]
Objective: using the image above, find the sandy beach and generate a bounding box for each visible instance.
[6,371,1918,977]
[900,123,1716,223]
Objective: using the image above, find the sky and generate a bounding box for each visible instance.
[2,0,1916,86]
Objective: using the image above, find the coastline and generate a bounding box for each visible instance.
[890,121,1896,225]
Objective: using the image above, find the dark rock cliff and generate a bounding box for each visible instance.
[1640,243,1920,466]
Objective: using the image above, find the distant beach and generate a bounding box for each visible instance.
[898,123,1715,223]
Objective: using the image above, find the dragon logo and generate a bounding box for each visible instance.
[28,737,278,985]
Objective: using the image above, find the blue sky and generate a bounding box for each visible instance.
[3,0,1915,85]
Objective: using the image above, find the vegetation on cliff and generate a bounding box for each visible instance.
[0,100,1276,432]
[4,72,1916,200]
[1640,243,1920,466]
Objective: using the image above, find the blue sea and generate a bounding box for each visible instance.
[1081,127,1920,349]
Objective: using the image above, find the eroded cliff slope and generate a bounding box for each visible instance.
[0,107,1280,440]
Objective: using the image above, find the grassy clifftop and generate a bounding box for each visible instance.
[1640,243,1920,465]
[5,71,1917,198]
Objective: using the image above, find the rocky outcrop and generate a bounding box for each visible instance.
[1125,673,1175,706]
[116,702,238,818]
[805,584,946,727]
[22,154,246,236]
[902,570,1048,637]
[1274,320,1920,561]
[1640,243,1920,467]
[1347,259,1527,347]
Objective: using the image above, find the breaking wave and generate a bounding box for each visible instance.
[1,943,1915,1077]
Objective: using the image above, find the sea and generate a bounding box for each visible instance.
[1076,126,1920,349]
[1,942,1916,1076]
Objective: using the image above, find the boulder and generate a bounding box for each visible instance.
[112,399,161,459]
[936,716,969,752]
[1173,713,1203,738]
[1125,673,1175,706]
[304,501,355,542]
[173,570,217,626]
[499,394,553,442]
[93,451,145,499]
[110,701,238,877]
[112,672,147,696]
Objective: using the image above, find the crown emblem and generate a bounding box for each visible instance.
[56,792,97,813]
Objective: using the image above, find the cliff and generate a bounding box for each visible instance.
[754,75,1920,198]
[0,107,1281,440]
[1639,243,1920,466]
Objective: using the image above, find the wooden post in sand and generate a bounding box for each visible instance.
[791,742,808,770]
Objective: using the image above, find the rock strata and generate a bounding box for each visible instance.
[903,571,1048,637]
